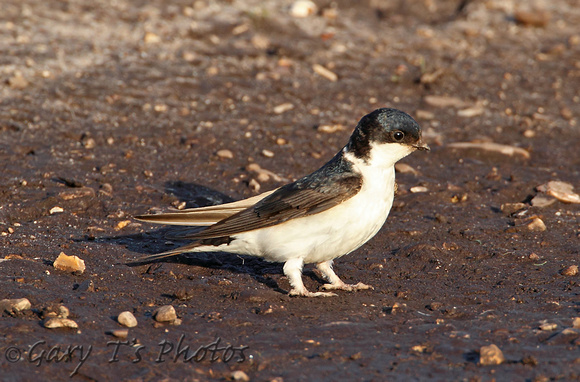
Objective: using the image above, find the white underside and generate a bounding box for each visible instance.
[189,143,414,265]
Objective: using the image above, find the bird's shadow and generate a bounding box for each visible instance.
[92,181,324,295]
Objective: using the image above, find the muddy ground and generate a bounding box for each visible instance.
[1,0,579,380]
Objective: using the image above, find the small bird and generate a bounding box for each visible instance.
[135,108,429,297]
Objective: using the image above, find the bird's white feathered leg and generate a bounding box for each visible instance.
[284,258,337,297]
[317,260,373,291]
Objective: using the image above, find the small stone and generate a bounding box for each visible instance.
[395,163,418,175]
[479,344,505,365]
[44,318,79,329]
[58,305,70,319]
[110,329,129,338]
[289,0,317,18]
[522,355,538,366]
[536,181,580,204]
[116,220,131,230]
[514,9,551,27]
[273,103,294,114]
[217,149,234,159]
[76,279,94,292]
[530,195,556,207]
[229,370,250,382]
[539,322,557,331]
[457,106,484,118]
[447,142,530,159]
[248,178,261,192]
[561,265,578,276]
[428,302,444,311]
[118,311,138,327]
[527,218,546,232]
[49,206,64,214]
[529,253,541,261]
[424,95,466,108]
[0,298,32,314]
[257,172,270,182]
[261,149,274,158]
[312,64,338,82]
[53,252,86,274]
[500,203,527,215]
[561,107,573,120]
[7,73,29,89]
[317,124,345,133]
[410,186,428,193]
[572,317,580,329]
[251,34,270,49]
[154,305,177,322]
[416,110,435,120]
[144,32,161,44]
[81,137,96,149]
[59,187,95,200]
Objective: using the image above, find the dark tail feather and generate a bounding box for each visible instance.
[126,242,203,265]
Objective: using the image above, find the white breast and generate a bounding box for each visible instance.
[226,145,405,264]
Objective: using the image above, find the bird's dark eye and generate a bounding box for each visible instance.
[392,131,405,141]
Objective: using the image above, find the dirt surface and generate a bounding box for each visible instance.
[1,0,580,380]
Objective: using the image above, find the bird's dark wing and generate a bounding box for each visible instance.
[187,174,362,240]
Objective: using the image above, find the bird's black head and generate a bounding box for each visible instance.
[346,108,429,160]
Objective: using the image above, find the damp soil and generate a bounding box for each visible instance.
[1,0,579,381]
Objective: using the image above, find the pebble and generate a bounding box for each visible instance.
[529,253,541,261]
[53,252,86,274]
[118,311,138,327]
[447,142,530,159]
[395,163,418,175]
[49,206,64,214]
[154,305,177,322]
[44,318,79,329]
[313,64,338,82]
[514,9,551,27]
[424,95,466,108]
[539,322,557,331]
[410,186,428,193]
[59,187,95,200]
[561,265,578,277]
[217,149,234,159]
[248,178,261,192]
[144,31,161,44]
[530,195,556,207]
[561,107,573,120]
[415,110,435,120]
[572,317,580,329]
[457,106,484,118]
[500,203,526,215]
[229,370,250,382]
[115,220,131,231]
[317,124,345,133]
[289,0,317,18]
[536,181,580,204]
[76,279,95,292]
[273,103,294,114]
[479,344,505,365]
[0,298,32,314]
[8,73,29,89]
[527,217,546,232]
[261,149,274,158]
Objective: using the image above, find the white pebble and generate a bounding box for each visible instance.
[118,311,138,327]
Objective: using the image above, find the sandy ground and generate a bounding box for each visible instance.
[1,0,579,380]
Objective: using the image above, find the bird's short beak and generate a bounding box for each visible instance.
[413,140,430,151]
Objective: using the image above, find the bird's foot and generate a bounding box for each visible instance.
[288,288,338,297]
[321,281,374,292]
